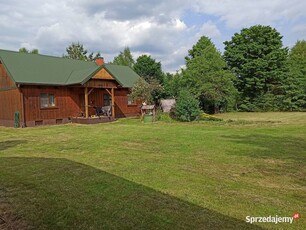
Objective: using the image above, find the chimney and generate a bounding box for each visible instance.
[95,57,104,66]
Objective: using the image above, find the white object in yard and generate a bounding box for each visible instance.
[160,99,176,112]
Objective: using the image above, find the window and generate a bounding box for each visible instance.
[103,94,111,106]
[40,93,55,108]
[127,94,135,105]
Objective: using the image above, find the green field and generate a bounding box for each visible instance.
[0,112,305,229]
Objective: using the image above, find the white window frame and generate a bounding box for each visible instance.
[127,94,135,105]
[40,93,55,108]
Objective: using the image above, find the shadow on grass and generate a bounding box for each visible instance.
[0,157,262,230]
[0,140,27,151]
[222,134,306,161]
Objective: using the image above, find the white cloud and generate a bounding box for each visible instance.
[194,0,306,28]
[198,21,221,39]
[0,0,305,72]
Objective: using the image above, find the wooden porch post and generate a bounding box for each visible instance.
[111,88,115,118]
[85,87,89,118]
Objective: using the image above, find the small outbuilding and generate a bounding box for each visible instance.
[160,99,176,112]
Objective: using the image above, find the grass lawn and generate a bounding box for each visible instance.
[0,112,305,229]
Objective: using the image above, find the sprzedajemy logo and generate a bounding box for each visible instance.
[246,212,301,225]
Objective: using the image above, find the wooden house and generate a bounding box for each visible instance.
[0,49,141,127]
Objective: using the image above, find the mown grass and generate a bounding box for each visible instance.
[0,112,305,229]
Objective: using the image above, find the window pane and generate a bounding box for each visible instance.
[49,94,55,106]
[40,93,55,108]
[127,95,134,105]
[40,94,48,108]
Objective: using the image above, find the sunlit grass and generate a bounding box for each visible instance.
[0,112,305,229]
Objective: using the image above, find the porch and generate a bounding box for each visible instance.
[71,116,115,125]
[71,83,117,124]
[82,79,117,118]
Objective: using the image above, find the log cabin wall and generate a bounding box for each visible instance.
[21,86,82,126]
[0,63,16,89]
[114,88,140,117]
[1,84,141,127]
[0,63,23,127]
[0,89,23,127]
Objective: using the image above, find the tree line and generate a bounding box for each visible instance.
[134,25,306,114]
[19,25,306,115]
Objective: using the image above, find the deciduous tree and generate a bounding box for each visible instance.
[183,36,236,113]
[283,40,306,110]
[19,47,39,54]
[130,78,163,104]
[112,47,135,67]
[162,72,183,98]
[133,55,163,83]
[224,25,288,111]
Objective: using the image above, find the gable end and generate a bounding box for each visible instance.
[92,68,114,80]
[0,63,16,90]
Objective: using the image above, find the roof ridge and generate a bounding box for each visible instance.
[103,64,124,86]
[0,50,140,87]
[0,49,95,64]
[0,49,53,58]
[79,65,103,85]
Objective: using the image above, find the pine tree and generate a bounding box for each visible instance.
[64,42,101,62]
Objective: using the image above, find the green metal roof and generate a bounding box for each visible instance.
[0,49,140,88]
[104,64,140,88]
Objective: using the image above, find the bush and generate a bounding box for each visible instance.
[175,90,201,121]
[169,107,177,119]
[156,112,175,122]
[131,78,163,104]
[156,109,175,122]
[200,113,223,121]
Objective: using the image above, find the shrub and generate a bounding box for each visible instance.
[156,112,175,122]
[131,78,163,104]
[175,90,201,122]
[200,113,223,121]
[169,107,177,119]
[156,109,174,122]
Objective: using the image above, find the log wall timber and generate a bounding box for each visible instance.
[111,88,115,118]
[85,87,89,118]
[114,88,140,117]
[0,89,23,127]
[84,79,117,88]
[1,86,140,127]
[0,63,16,90]
[21,86,81,126]
[0,63,23,127]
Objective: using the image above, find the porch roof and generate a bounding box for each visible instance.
[0,49,140,88]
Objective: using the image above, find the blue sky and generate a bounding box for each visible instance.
[0,0,305,72]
